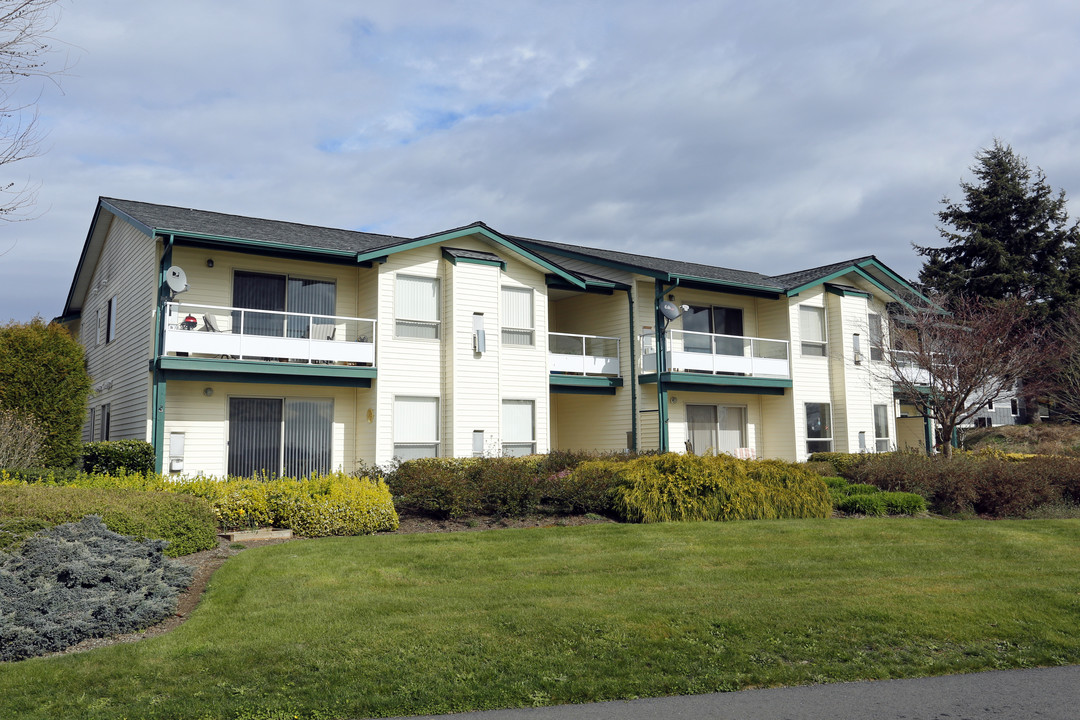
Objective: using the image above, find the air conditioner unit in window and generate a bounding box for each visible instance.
[853,351,864,365]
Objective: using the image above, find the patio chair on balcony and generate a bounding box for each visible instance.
[202,314,238,359]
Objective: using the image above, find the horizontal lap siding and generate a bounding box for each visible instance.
[80,217,156,442]
[447,260,500,456]
[789,289,831,461]
[499,253,549,454]
[162,380,365,477]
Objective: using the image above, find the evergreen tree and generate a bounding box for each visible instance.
[915,140,1080,322]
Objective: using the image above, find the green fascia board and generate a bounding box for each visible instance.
[168,232,368,266]
[856,259,931,304]
[851,267,920,312]
[442,247,506,269]
[549,374,623,390]
[358,226,587,289]
[550,383,618,395]
[826,284,872,299]
[639,372,791,394]
[667,274,783,298]
[545,276,627,295]
[156,357,376,387]
[785,266,863,297]
[100,198,156,238]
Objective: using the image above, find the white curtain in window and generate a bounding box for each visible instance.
[502,399,535,455]
[800,306,824,342]
[394,396,439,459]
[716,406,746,453]
[686,405,718,454]
[873,404,890,451]
[396,276,439,338]
[501,287,534,345]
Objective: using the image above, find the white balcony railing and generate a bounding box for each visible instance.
[549,332,620,376]
[163,302,376,366]
[891,350,934,386]
[640,330,790,378]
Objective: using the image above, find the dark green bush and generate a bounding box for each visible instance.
[0,516,193,661]
[387,458,485,519]
[0,319,93,468]
[0,484,218,557]
[807,452,870,478]
[0,466,82,484]
[821,476,848,490]
[548,460,626,514]
[836,493,887,516]
[879,491,927,515]
[82,440,156,476]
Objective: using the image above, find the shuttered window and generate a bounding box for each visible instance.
[501,287,534,346]
[502,399,535,456]
[393,396,439,460]
[395,275,440,339]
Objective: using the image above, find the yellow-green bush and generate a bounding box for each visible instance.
[610,453,831,523]
[0,470,399,537]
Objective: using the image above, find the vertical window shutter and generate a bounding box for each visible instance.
[502,400,534,442]
[396,276,439,338]
[501,287,534,344]
[394,397,439,443]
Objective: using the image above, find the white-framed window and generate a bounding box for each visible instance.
[88,407,97,442]
[501,286,534,346]
[393,396,440,460]
[502,399,536,456]
[868,313,884,361]
[799,305,826,357]
[805,402,831,454]
[105,296,117,344]
[227,397,333,478]
[686,404,747,455]
[395,275,440,339]
[873,404,890,452]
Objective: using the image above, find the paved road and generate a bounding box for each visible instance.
[387,665,1080,720]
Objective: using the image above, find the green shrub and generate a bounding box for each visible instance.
[879,491,927,515]
[0,516,192,661]
[0,318,93,468]
[0,516,50,552]
[549,460,628,514]
[82,440,155,475]
[0,466,82,484]
[387,458,485,519]
[807,452,869,478]
[0,484,218,557]
[836,493,887,516]
[267,474,399,537]
[609,453,831,523]
[821,476,848,490]
[846,483,880,496]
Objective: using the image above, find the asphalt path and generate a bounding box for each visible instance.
[386,665,1080,720]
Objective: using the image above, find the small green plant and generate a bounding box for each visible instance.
[836,493,887,516]
[82,440,155,476]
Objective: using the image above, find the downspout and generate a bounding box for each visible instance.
[655,277,681,453]
[625,287,637,451]
[151,235,174,474]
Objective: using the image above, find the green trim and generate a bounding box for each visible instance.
[442,247,506,269]
[358,226,587,289]
[851,267,921,312]
[156,357,376,387]
[826,283,872,299]
[924,415,934,455]
[856,259,931,305]
[785,267,861,297]
[640,372,792,392]
[545,276,625,295]
[550,374,623,390]
[668,274,783,298]
[152,371,166,473]
[99,198,156,238]
[170,233,369,266]
[151,236,174,474]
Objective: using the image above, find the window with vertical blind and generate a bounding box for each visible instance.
[799,305,826,357]
[393,396,440,460]
[227,397,332,478]
[868,313,884,361]
[501,286,534,346]
[873,404,890,452]
[502,399,535,456]
[231,271,336,338]
[395,275,440,339]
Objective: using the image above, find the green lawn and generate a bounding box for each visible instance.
[2,519,1079,719]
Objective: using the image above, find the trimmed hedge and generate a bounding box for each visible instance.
[0,516,192,661]
[0,484,218,557]
[607,453,831,523]
[1,470,399,538]
[82,440,155,476]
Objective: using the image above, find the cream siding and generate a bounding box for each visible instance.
[498,251,549,455]
[79,216,157,442]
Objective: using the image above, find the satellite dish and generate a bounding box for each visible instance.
[659,300,682,321]
[165,266,190,294]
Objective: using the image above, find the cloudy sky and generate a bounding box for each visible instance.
[3,0,1080,322]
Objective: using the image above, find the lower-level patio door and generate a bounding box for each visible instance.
[686,404,746,455]
[228,397,333,478]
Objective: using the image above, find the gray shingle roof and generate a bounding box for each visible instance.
[101,197,410,254]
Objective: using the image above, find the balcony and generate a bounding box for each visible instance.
[891,350,934,386]
[548,332,622,395]
[641,330,790,378]
[163,302,376,366]
[549,332,620,376]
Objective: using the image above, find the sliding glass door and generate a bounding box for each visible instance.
[686,404,746,455]
[228,397,333,477]
[232,271,336,339]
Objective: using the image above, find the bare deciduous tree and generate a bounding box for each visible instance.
[0,0,65,222]
[885,295,1055,457]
